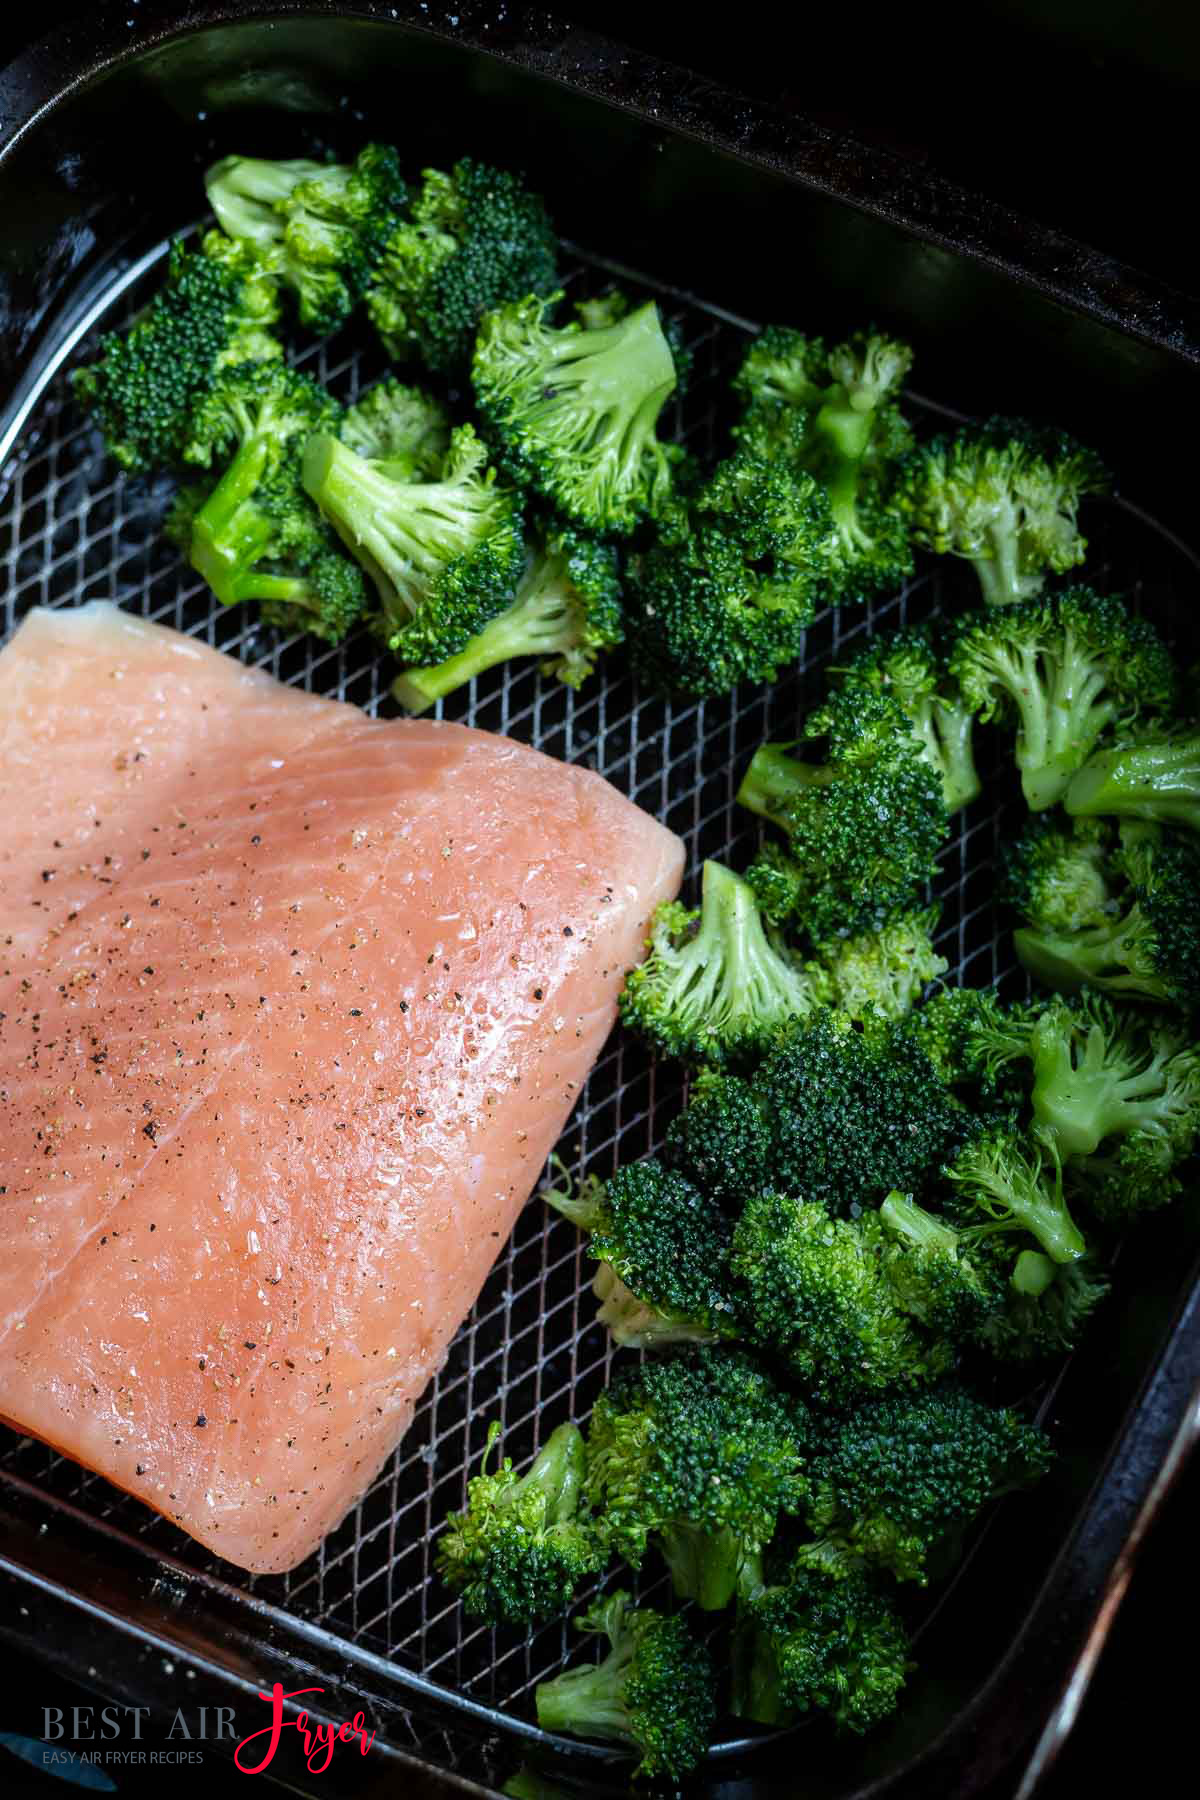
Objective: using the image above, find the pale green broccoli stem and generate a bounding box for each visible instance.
[1066,735,1200,833]
[206,155,327,245]
[677,860,812,1031]
[191,415,297,608]
[524,302,676,467]
[535,1606,637,1742]
[972,499,1033,609]
[927,697,982,812]
[957,1144,1086,1264]
[542,1164,607,1233]
[591,1263,722,1351]
[658,1520,746,1613]
[1031,1012,1183,1159]
[880,1191,960,1254]
[738,744,831,819]
[1012,1249,1057,1295]
[519,1421,588,1525]
[1014,907,1159,999]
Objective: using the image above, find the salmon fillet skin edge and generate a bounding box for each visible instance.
[0,604,683,1574]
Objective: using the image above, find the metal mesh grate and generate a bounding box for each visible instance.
[1,241,1197,1760]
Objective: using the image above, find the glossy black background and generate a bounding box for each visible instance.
[0,3,1196,1794]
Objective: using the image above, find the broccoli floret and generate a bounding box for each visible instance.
[1003,815,1117,934]
[177,360,368,641]
[896,987,1034,1109]
[945,1125,1086,1264]
[436,1421,603,1625]
[732,1563,910,1734]
[740,687,948,940]
[392,524,622,713]
[758,1009,974,1211]
[830,624,982,813]
[618,860,816,1067]
[1014,829,1200,1011]
[543,1159,737,1349]
[974,1246,1110,1361]
[878,1191,1007,1336]
[806,906,949,1022]
[629,454,844,697]
[1066,730,1200,835]
[731,1193,953,1404]
[950,587,1175,811]
[796,1387,1052,1585]
[898,418,1108,608]
[535,1592,715,1781]
[996,992,1200,1173]
[339,377,450,476]
[302,423,524,664]
[584,1348,808,1612]
[732,326,915,603]
[663,1067,776,1206]
[73,233,282,474]
[205,144,408,335]
[367,159,558,373]
[472,292,679,536]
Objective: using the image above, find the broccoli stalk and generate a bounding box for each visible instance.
[878,1190,1005,1335]
[1022,995,1200,1162]
[618,860,816,1067]
[950,587,1175,811]
[472,293,679,535]
[1066,731,1200,834]
[534,1593,716,1782]
[946,1128,1086,1264]
[898,419,1108,608]
[302,424,524,665]
[392,526,622,712]
[436,1421,603,1625]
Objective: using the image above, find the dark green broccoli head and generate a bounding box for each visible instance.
[733,1563,910,1734]
[436,1421,603,1625]
[897,417,1108,608]
[585,1348,808,1612]
[797,1387,1052,1585]
[544,1158,737,1349]
[73,233,282,474]
[829,623,982,813]
[535,1592,716,1781]
[340,376,451,476]
[1003,814,1117,935]
[392,522,623,712]
[663,1067,776,1206]
[367,158,558,372]
[619,860,816,1068]
[1014,828,1200,1012]
[473,292,679,536]
[205,144,408,335]
[302,422,524,664]
[805,907,948,1022]
[950,586,1175,810]
[758,1008,975,1211]
[731,1192,953,1405]
[630,522,816,698]
[739,686,949,940]
[1066,730,1200,835]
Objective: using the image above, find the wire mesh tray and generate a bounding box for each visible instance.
[1,233,1197,1768]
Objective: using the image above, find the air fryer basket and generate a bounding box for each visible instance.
[2,8,1200,1798]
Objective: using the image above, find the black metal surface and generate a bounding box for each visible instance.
[1,8,1199,1798]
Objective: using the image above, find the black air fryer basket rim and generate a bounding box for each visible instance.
[1,0,1199,367]
[0,7,1199,1799]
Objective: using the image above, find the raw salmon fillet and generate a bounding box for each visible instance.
[0,604,682,1573]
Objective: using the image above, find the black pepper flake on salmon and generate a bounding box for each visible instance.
[194,1415,207,1428]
